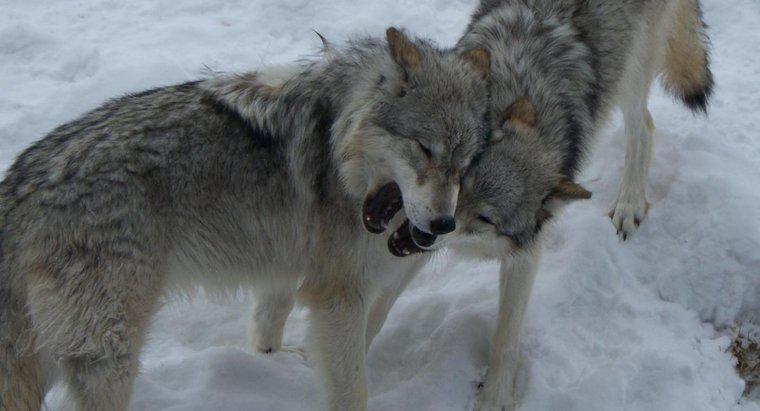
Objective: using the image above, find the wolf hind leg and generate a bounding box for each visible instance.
[0,285,44,411]
[248,283,296,354]
[51,283,158,411]
[610,26,663,240]
[28,248,163,411]
[61,350,142,411]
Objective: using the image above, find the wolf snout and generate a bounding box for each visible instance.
[429,216,456,235]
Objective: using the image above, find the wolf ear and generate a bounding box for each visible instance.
[386,27,422,72]
[505,96,537,132]
[461,48,490,78]
[551,178,592,200]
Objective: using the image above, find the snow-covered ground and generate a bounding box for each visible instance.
[1,0,758,409]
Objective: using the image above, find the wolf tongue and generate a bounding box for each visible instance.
[362,182,402,234]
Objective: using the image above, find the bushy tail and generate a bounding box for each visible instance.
[1,274,43,410]
[661,0,714,114]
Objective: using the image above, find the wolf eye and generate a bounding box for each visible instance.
[417,141,432,158]
[477,215,495,225]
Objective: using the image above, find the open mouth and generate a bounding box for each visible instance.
[388,219,434,258]
[362,182,437,258]
[362,182,403,234]
[410,225,437,247]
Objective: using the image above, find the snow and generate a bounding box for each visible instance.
[1,0,758,409]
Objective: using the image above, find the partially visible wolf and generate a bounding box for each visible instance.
[446,0,713,409]
[0,28,491,410]
[380,1,713,408]
[461,0,713,241]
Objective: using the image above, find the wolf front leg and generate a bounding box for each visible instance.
[249,284,296,354]
[304,283,368,411]
[365,289,396,353]
[476,246,540,411]
[365,266,421,352]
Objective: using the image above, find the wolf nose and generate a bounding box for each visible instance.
[429,216,456,235]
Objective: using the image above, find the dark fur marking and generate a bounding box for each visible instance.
[202,94,277,149]
[681,76,713,115]
[310,97,338,205]
[571,2,603,121]
[560,104,586,178]
[127,81,198,100]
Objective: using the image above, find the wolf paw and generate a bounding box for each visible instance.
[474,394,517,411]
[255,345,308,361]
[609,198,649,240]
[474,383,517,411]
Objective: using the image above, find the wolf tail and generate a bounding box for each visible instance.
[1,252,44,410]
[661,0,714,114]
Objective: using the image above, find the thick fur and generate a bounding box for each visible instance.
[0,283,44,410]
[459,0,713,239]
[0,31,490,411]
[450,0,714,409]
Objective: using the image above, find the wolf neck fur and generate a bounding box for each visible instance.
[200,40,393,211]
[461,0,598,176]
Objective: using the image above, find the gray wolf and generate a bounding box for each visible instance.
[0,28,491,411]
[462,0,713,241]
[448,0,713,408]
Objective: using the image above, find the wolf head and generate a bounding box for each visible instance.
[447,96,591,258]
[337,28,491,237]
